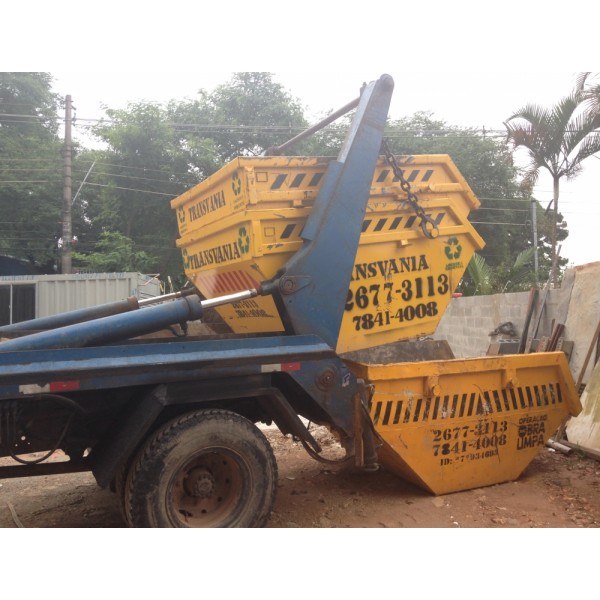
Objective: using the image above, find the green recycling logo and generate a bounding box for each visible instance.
[444,237,462,260]
[182,248,190,269]
[232,172,242,196]
[238,226,250,254]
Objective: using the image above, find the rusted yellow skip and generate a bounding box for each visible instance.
[346,352,581,495]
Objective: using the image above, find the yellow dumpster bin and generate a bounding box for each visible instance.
[172,155,485,353]
[346,352,582,495]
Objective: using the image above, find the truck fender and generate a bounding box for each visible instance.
[91,385,168,489]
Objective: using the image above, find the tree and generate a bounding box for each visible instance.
[206,72,308,160]
[0,73,65,272]
[383,113,534,270]
[72,73,311,281]
[85,102,199,280]
[460,248,537,296]
[576,72,600,119]
[72,231,153,273]
[505,92,600,285]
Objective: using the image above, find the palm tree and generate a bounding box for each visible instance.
[462,248,536,296]
[505,91,600,285]
[575,72,600,119]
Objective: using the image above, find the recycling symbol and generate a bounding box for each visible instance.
[177,206,186,225]
[232,172,242,196]
[182,248,190,269]
[444,237,462,260]
[238,226,250,254]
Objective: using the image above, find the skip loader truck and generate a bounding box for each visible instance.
[0,75,581,527]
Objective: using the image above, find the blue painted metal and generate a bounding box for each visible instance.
[0,294,204,352]
[0,296,139,335]
[0,288,199,336]
[266,74,394,348]
[0,335,334,392]
[0,333,357,436]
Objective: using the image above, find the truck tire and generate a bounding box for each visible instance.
[124,409,277,528]
[115,459,133,526]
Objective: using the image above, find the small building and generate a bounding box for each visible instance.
[0,255,40,277]
[0,272,161,327]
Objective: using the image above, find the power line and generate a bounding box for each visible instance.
[74,169,185,186]
[81,182,176,197]
[0,113,53,120]
[81,160,175,172]
[1,158,62,163]
[2,110,594,137]
[0,102,41,107]
[471,221,528,227]
[0,179,60,184]
[2,108,599,140]
[0,167,61,173]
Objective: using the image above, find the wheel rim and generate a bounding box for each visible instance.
[167,448,247,527]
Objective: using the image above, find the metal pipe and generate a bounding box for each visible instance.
[137,287,197,307]
[201,288,259,309]
[265,96,361,156]
[0,288,262,352]
[0,296,140,336]
[0,288,199,337]
[0,295,206,352]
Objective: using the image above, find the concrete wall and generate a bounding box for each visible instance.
[433,262,600,386]
[434,289,561,358]
[562,263,600,385]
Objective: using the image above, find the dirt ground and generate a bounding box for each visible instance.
[1,425,599,529]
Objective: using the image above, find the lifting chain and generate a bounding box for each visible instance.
[381,139,439,239]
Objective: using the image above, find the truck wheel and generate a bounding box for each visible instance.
[124,409,277,528]
[115,460,133,526]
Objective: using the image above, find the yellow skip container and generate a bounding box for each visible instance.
[347,351,582,495]
[171,155,485,353]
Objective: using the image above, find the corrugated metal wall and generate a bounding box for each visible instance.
[0,273,161,320]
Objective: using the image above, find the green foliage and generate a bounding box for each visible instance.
[72,231,153,273]
[82,103,198,280]
[506,95,600,188]
[460,248,538,296]
[207,72,308,160]
[383,112,538,270]
[75,72,312,280]
[0,73,64,271]
[0,72,61,137]
[462,253,494,295]
[575,72,600,120]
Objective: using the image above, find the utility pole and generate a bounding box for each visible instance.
[531,198,539,285]
[61,94,73,274]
